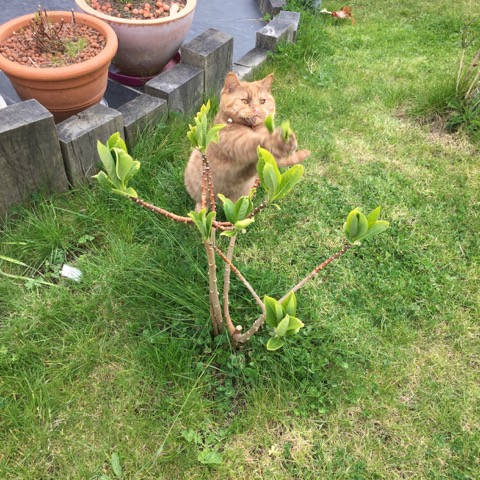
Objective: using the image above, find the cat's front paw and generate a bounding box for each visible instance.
[273,127,298,154]
[295,148,311,163]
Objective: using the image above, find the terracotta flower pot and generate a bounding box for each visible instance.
[75,0,196,77]
[0,12,118,122]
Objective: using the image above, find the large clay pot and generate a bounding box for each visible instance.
[75,0,197,77]
[0,12,118,122]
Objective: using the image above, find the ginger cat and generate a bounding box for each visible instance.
[184,72,310,210]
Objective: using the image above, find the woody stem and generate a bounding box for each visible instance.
[201,153,216,212]
[204,231,224,335]
[222,234,238,336]
[212,243,265,314]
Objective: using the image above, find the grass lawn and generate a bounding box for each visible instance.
[1,0,479,478]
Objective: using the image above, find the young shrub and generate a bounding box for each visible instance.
[93,104,390,350]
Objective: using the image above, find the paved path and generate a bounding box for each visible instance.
[0,0,264,107]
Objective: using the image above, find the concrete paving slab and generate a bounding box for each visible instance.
[186,0,265,60]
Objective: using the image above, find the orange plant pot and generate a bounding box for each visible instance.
[0,12,118,122]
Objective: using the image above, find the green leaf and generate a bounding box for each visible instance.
[194,115,205,150]
[275,314,290,337]
[205,124,225,147]
[197,449,223,466]
[272,164,304,201]
[200,101,211,116]
[111,452,122,478]
[234,218,254,231]
[77,234,95,244]
[264,296,284,328]
[218,194,236,223]
[267,336,285,351]
[201,105,209,129]
[107,132,123,150]
[220,229,237,238]
[114,148,134,185]
[188,209,215,240]
[0,255,28,267]
[181,429,202,444]
[286,316,304,335]
[108,134,127,154]
[280,120,292,142]
[124,187,138,198]
[256,146,276,186]
[93,171,116,193]
[343,208,359,238]
[234,196,253,221]
[263,162,279,197]
[187,128,198,148]
[0,269,56,286]
[187,102,217,153]
[110,188,134,197]
[356,212,369,240]
[362,220,390,241]
[264,113,275,133]
[188,210,207,239]
[280,291,297,316]
[367,206,381,227]
[257,147,281,200]
[205,211,216,237]
[344,207,389,243]
[124,160,141,185]
[97,140,119,187]
[344,208,368,243]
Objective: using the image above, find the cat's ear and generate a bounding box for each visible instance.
[261,73,274,91]
[223,72,241,93]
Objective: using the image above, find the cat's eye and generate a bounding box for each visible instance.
[260,99,266,104]
[242,99,249,104]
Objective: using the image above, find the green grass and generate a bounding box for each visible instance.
[1,1,479,478]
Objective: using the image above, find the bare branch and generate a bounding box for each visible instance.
[279,243,353,302]
[201,157,207,211]
[234,313,266,344]
[222,234,238,336]
[128,196,235,231]
[235,243,354,344]
[129,196,193,224]
[212,243,265,313]
[248,202,268,218]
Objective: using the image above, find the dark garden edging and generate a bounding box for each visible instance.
[0,0,299,219]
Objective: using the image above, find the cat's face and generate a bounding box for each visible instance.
[219,73,276,127]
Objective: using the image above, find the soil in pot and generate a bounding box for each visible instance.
[88,0,187,20]
[0,9,105,68]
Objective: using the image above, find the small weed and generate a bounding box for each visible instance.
[181,427,226,467]
[64,37,88,58]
